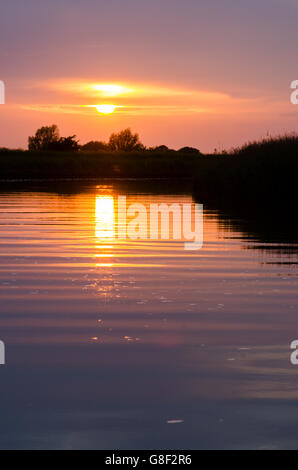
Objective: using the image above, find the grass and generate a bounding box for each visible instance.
[193,135,298,210]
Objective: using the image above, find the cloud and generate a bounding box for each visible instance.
[13,78,288,118]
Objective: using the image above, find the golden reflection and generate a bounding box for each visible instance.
[95,196,115,239]
[93,195,116,302]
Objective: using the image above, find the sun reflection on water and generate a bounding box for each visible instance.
[95,195,115,240]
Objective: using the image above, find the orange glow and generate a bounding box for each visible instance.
[91,84,133,96]
[22,78,286,127]
[3,74,294,153]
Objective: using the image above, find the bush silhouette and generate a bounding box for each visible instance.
[149,145,170,152]
[81,141,109,152]
[178,146,201,155]
[48,135,79,152]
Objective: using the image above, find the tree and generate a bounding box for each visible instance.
[28,126,79,152]
[108,128,144,152]
[28,125,60,151]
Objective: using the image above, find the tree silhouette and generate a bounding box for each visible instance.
[28,125,79,152]
[109,128,144,152]
[28,125,60,151]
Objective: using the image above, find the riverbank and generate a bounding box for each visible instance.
[0,137,297,210]
[0,148,201,180]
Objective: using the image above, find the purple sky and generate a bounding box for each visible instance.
[1,0,298,151]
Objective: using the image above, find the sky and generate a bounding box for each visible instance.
[0,0,298,152]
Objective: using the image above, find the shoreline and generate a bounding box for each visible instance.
[0,176,191,183]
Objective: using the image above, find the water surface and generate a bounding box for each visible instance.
[0,182,297,449]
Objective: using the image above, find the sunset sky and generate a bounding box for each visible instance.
[1,0,298,152]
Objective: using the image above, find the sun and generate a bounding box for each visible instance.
[96,104,117,114]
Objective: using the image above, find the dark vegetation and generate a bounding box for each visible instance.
[193,135,298,210]
[0,148,202,179]
[0,125,203,179]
